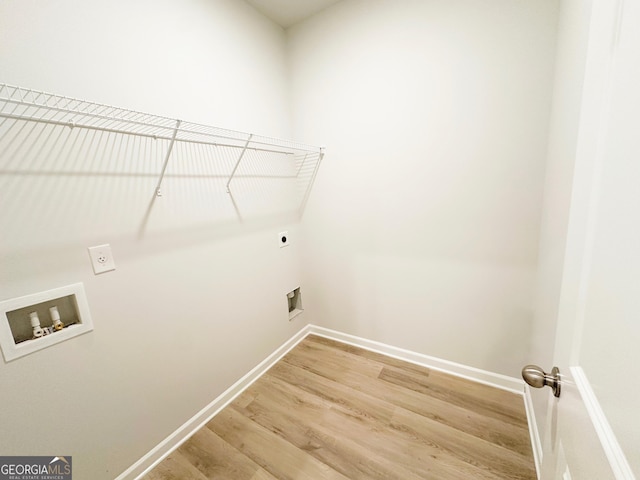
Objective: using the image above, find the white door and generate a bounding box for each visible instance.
[539,0,638,478]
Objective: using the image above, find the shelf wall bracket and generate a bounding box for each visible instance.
[296,152,309,177]
[299,147,325,216]
[154,119,182,197]
[226,134,253,194]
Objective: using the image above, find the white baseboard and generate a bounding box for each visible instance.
[571,366,634,480]
[117,324,528,479]
[308,325,525,395]
[115,324,312,480]
[523,385,543,479]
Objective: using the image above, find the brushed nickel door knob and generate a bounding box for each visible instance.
[522,365,561,397]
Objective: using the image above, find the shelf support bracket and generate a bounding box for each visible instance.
[296,152,309,177]
[226,134,253,193]
[299,147,325,216]
[154,119,181,197]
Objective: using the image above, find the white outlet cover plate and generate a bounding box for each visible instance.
[279,231,290,248]
[88,244,116,274]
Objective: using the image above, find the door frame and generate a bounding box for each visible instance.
[533,0,635,478]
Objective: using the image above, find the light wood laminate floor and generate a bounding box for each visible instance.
[144,335,536,480]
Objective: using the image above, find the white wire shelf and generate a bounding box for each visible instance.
[0,83,320,153]
[0,83,324,219]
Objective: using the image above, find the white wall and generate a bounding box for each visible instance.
[0,1,305,478]
[289,0,559,377]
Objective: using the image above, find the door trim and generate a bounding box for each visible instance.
[571,366,634,479]
[524,385,543,478]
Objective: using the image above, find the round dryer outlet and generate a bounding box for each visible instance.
[279,231,290,247]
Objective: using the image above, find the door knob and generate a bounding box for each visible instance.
[522,365,561,397]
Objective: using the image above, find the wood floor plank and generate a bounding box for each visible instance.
[309,334,526,418]
[142,451,209,480]
[238,372,429,480]
[308,335,439,374]
[271,358,532,458]
[264,363,527,479]
[206,405,350,480]
[390,406,536,479]
[145,335,536,480]
[250,469,279,480]
[379,365,527,427]
[301,335,528,428]
[247,372,486,480]
[266,361,396,423]
[282,338,532,456]
[177,427,273,480]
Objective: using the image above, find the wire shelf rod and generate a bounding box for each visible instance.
[226,134,253,194]
[0,83,324,179]
[0,102,319,154]
[153,119,182,197]
[0,98,178,135]
[0,113,306,157]
[1,84,321,152]
[0,112,170,140]
[172,137,295,156]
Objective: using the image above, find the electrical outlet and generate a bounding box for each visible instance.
[279,231,290,248]
[88,244,116,274]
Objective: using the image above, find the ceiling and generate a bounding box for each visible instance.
[245,0,343,28]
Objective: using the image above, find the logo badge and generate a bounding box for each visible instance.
[0,456,72,480]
